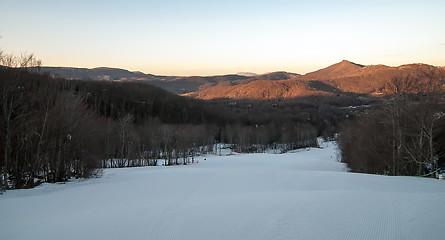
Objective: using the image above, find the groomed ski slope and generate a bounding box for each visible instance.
[1,142,445,240]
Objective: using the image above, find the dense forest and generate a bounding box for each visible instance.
[0,54,359,190]
[338,76,445,176]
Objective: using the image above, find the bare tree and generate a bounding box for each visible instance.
[339,86,444,176]
[0,53,41,189]
[0,52,41,70]
[118,114,134,167]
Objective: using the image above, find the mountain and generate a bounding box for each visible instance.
[41,61,445,100]
[42,66,249,94]
[41,66,172,82]
[304,63,445,95]
[184,62,445,99]
[41,67,302,94]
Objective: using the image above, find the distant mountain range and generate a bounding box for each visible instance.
[41,60,445,100]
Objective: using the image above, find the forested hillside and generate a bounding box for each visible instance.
[189,61,445,99]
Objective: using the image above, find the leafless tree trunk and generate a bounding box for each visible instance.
[0,53,41,189]
[118,114,134,167]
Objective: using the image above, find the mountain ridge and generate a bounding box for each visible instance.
[40,61,445,99]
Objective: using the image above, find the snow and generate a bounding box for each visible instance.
[1,142,445,240]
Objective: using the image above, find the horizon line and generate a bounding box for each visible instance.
[37,60,445,77]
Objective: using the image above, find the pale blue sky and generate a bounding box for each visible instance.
[1,0,444,76]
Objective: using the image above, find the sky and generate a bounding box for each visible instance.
[1,0,444,76]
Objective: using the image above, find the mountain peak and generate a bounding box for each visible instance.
[338,60,365,67]
[302,60,365,80]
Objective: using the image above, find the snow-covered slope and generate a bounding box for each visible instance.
[1,143,445,240]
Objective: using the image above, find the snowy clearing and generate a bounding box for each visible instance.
[1,142,445,240]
